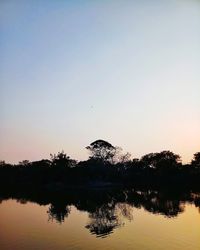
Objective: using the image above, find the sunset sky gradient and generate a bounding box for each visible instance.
[0,0,200,163]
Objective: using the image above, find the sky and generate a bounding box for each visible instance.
[0,0,200,164]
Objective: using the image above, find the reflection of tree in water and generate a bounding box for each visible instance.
[47,203,71,223]
[141,192,185,217]
[145,198,185,217]
[32,189,200,235]
[126,190,186,218]
[192,193,200,213]
[17,199,28,204]
[85,201,133,238]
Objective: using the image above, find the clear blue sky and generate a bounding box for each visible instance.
[1,0,200,163]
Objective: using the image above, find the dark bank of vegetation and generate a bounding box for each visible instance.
[0,139,200,191]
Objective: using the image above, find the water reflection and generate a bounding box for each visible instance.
[47,203,71,223]
[85,203,133,237]
[0,189,200,238]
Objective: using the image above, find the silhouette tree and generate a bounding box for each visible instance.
[112,147,131,164]
[141,151,181,170]
[19,160,30,166]
[191,152,200,167]
[50,151,76,168]
[0,160,6,166]
[86,140,116,163]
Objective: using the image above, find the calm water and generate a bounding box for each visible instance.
[0,190,199,250]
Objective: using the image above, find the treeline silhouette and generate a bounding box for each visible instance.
[0,139,200,190]
[0,188,199,237]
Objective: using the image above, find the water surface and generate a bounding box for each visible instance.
[0,190,199,250]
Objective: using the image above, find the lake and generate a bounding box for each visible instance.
[0,189,199,250]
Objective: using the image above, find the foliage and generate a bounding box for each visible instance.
[191,152,200,167]
[0,140,199,190]
[86,140,117,163]
[50,151,77,168]
[140,151,181,170]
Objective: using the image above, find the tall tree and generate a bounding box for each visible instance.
[86,140,116,163]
